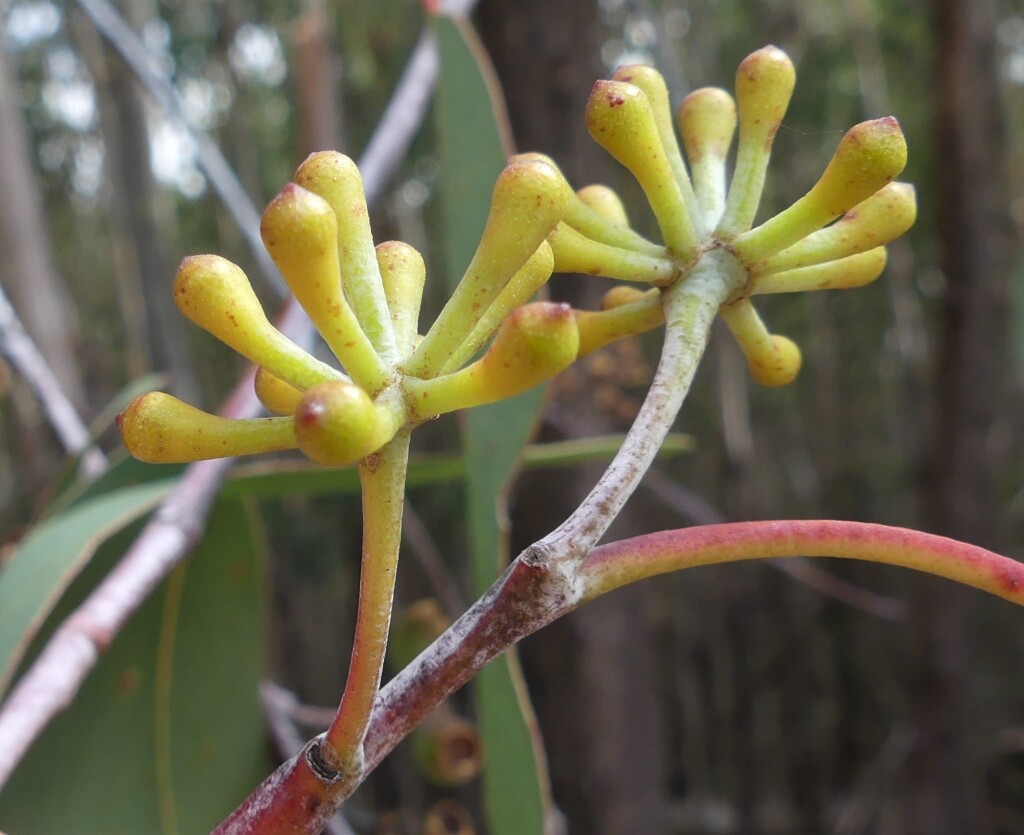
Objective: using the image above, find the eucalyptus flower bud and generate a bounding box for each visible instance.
[576,184,631,227]
[757,183,917,274]
[294,151,395,357]
[294,381,404,467]
[586,80,697,256]
[254,368,303,416]
[261,184,389,394]
[716,46,796,237]
[406,158,571,377]
[173,255,341,390]
[118,392,295,463]
[733,117,908,263]
[406,302,579,419]
[677,87,737,223]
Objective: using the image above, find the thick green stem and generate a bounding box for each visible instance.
[533,247,746,564]
[323,430,411,773]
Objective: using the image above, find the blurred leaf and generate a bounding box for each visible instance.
[224,434,692,498]
[1,428,677,695]
[88,373,168,439]
[435,13,551,835]
[42,374,169,512]
[48,451,185,517]
[0,500,271,833]
[0,479,175,696]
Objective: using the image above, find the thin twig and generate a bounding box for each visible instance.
[0,284,107,479]
[402,498,466,617]
[213,519,1024,833]
[73,0,287,298]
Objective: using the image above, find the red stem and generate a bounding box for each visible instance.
[580,520,1024,604]
[215,520,1024,831]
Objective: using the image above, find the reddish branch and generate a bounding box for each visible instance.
[214,520,1024,833]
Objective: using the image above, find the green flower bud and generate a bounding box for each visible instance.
[173,255,341,390]
[294,381,404,467]
[261,184,389,394]
[757,182,917,274]
[406,158,571,378]
[517,154,664,256]
[118,392,295,463]
[575,290,663,358]
[548,223,679,285]
[586,80,697,256]
[753,247,888,295]
[716,46,796,237]
[294,151,395,358]
[442,242,556,375]
[255,368,303,415]
[720,299,802,387]
[576,184,631,227]
[376,240,426,358]
[677,87,737,223]
[733,117,908,263]
[406,302,579,419]
[612,64,699,220]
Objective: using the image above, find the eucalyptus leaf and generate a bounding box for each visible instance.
[0,500,271,833]
[436,13,552,834]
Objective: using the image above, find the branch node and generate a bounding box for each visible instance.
[306,738,344,784]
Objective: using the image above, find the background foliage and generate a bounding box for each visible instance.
[1,0,1023,832]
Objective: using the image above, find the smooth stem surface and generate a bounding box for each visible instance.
[580,520,1024,605]
[534,247,746,563]
[324,430,411,772]
[214,518,1024,835]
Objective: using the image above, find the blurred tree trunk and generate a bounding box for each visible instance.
[72,6,198,401]
[293,0,344,157]
[0,47,85,408]
[911,0,1010,831]
[477,3,672,833]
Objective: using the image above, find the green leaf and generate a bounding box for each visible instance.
[0,429,679,697]
[435,13,552,834]
[0,479,176,696]
[223,435,692,499]
[0,500,271,833]
[43,374,169,511]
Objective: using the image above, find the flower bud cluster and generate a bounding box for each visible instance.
[119,45,914,467]
[552,45,914,386]
[119,152,580,466]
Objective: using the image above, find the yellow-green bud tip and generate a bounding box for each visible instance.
[173,254,266,340]
[748,334,802,387]
[260,183,336,269]
[476,301,580,400]
[600,285,648,310]
[119,391,295,463]
[576,185,631,227]
[735,46,796,126]
[294,381,398,467]
[678,87,737,160]
[255,368,303,415]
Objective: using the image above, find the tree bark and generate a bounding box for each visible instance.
[73,5,198,401]
[912,0,1010,830]
[0,47,86,408]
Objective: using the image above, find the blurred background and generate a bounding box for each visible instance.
[2,0,1024,832]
